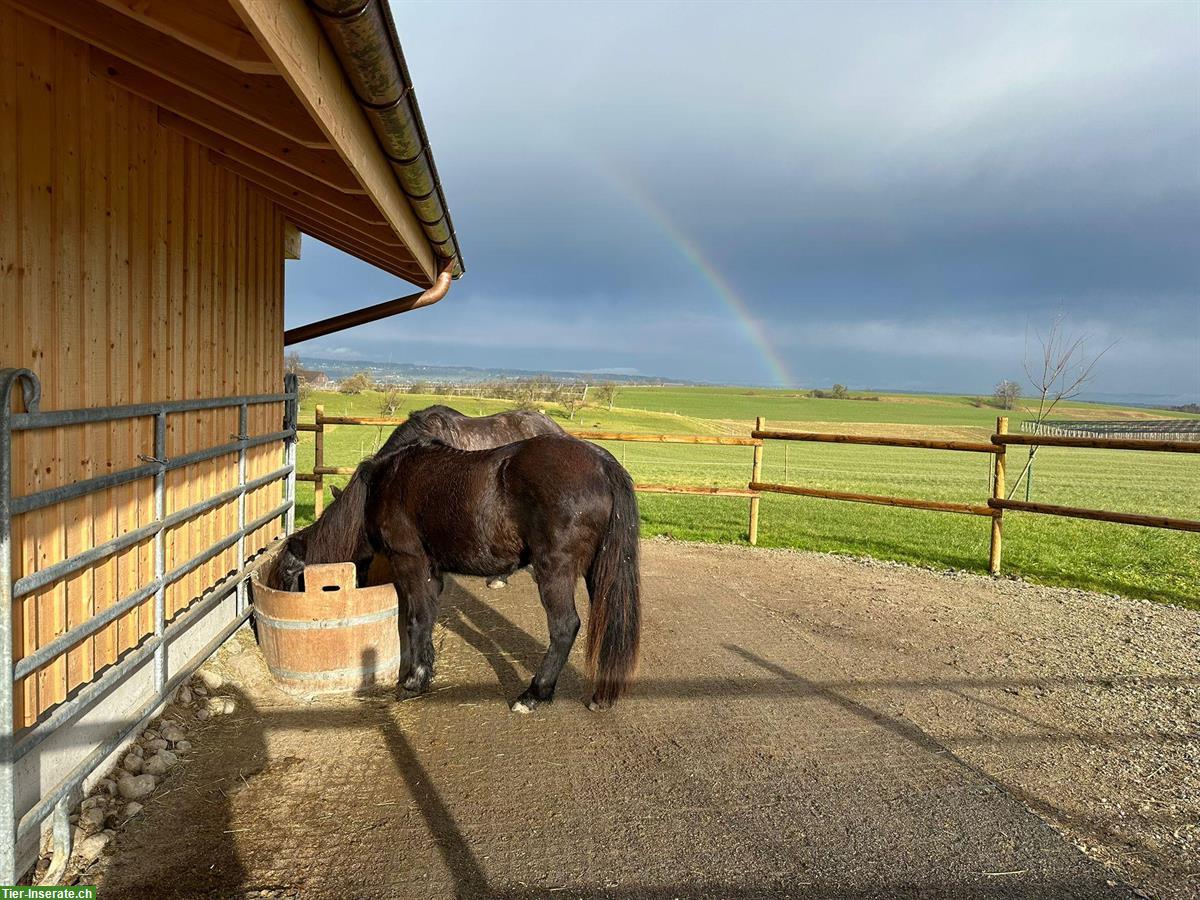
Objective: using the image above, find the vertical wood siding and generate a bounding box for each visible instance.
[0,7,286,727]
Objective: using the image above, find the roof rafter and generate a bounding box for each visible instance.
[170,117,386,224]
[211,152,410,251]
[16,0,328,146]
[156,109,361,196]
[94,0,275,74]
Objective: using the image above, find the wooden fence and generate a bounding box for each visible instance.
[295,406,768,540]
[296,409,1200,574]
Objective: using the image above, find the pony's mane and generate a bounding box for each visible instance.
[376,405,462,456]
[305,459,375,563]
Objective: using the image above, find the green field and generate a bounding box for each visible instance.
[292,387,1199,609]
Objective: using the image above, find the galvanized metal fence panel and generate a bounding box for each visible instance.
[0,368,298,882]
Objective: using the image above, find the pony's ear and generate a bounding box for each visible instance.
[330,484,343,500]
[290,530,308,554]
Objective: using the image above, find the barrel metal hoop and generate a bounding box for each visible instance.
[266,656,402,682]
[253,606,397,631]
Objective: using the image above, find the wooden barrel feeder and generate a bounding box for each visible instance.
[251,562,401,695]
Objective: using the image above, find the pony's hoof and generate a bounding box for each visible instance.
[586,695,612,712]
[511,686,549,713]
[402,665,431,693]
[486,577,507,590]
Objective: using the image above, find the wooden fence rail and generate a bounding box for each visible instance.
[988,498,1200,533]
[295,408,1199,574]
[993,433,1200,453]
[751,429,999,454]
[747,482,996,517]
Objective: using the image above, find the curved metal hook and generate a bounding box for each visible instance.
[0,368,40,415]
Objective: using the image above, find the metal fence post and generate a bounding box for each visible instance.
[152,411,167,692]
[235,403,248,616]
[989,416,1007,576]
[1025,449,1033,502]
[0,368,40,884]
[283,373,298,535]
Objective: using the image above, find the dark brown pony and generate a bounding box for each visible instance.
[276,435,641,711]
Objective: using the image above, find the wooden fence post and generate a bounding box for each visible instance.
[314,404,326,518]
[748,416,764,545]
[989,416,1007,575]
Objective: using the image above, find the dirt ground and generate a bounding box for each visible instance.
[86,540,1197,899]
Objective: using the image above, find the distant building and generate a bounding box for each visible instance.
[297,369,329,387]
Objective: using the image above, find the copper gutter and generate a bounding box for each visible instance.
[308,0,464,279]
[283,264,453,346]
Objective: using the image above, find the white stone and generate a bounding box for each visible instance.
[121,753,144,775]
[175,740,192,753]
[122,802,143,819]
[72,832,110,865]
[80,807,107,829]
[194,709,210,721]
[159,723,186,743]
[117,774,157,801]
[207,696,236,716]
[196,669,223,690]
[143,750,178,776]
[145,738,168,751]
[177,685,193,706]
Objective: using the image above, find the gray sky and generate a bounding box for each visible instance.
[287,0,1200,400]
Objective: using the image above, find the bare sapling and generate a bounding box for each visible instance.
[1007,315,1115,499]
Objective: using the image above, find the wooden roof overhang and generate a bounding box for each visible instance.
[9,0,463,292]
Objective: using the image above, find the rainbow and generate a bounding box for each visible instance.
[589,160,794,387]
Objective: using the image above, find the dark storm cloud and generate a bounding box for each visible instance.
[286,0,1199,397]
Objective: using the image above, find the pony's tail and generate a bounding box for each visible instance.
[585,454,641,708]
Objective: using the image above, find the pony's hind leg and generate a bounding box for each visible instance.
[511,570,580,714]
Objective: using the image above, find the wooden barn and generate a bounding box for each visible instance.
[0,0,462,880]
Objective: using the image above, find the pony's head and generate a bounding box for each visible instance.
[272,460,377,592]
[271,529,309,592]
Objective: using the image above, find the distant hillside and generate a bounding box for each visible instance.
[298,356,1197,407]
[299,356,702,386]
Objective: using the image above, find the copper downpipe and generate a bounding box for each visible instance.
[283,263,454,346]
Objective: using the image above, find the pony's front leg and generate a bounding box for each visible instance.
[389,552,442,693]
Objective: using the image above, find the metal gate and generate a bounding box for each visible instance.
[0,368,299,882]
